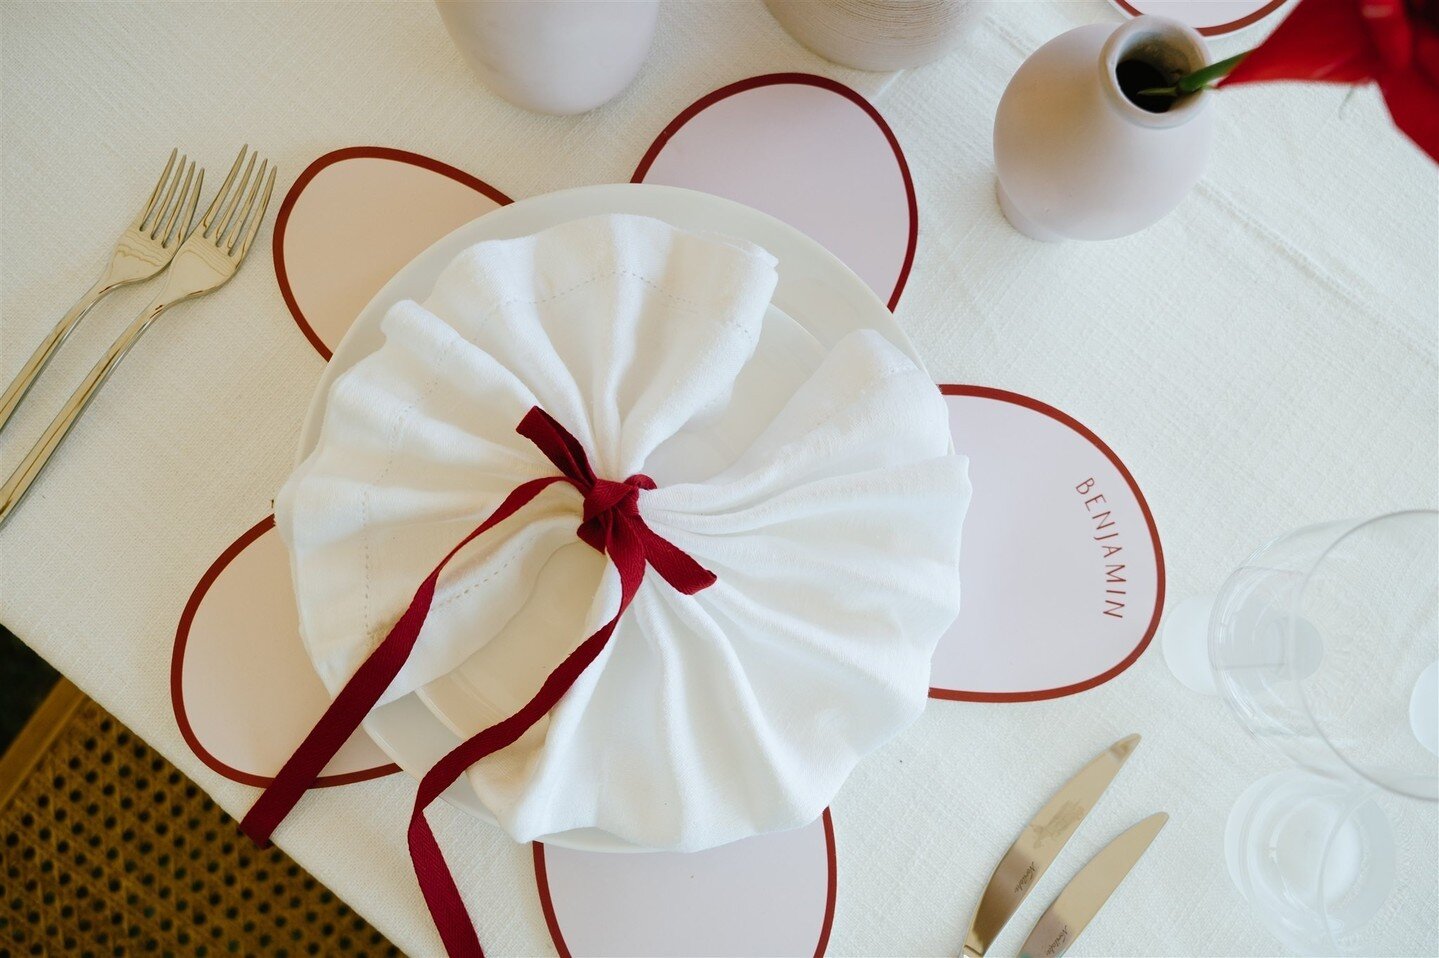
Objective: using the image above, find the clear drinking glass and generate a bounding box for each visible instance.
[1223,769,1410,956]
[1162,510,1439,954]
[1209,511,1438,799]
[1164,511,1439,797]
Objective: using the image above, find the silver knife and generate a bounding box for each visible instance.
[962,734,1141,957]
[1017,812,1169,958]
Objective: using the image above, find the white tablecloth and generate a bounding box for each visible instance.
[2,2,1435,955]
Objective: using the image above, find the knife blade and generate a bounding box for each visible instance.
[962,734,1141,957]
[1017,812,1168,958]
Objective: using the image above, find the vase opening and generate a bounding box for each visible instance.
[1117,58,1176,113]
[1100,16,1210,128]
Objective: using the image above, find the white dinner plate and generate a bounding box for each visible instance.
[294,183,918,851]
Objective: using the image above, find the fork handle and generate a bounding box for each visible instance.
[0,299,168,529]
[0,279,115,434]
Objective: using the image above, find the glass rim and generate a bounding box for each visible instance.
[1289,508,1439,803]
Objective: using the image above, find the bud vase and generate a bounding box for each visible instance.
[993,16,1215,241]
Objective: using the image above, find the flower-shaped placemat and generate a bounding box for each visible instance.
[171,73,1162,956]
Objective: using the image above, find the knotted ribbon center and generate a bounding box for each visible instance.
[579,474,645,545]
[517,407,714,595]
[240,407,714,958]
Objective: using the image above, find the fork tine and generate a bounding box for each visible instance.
[221,158,267,252]
[198,146,249,233]
[160,162,201,248]
[154,159,189,244]
[235,165,277,262]
[130,148,177,229]
[209,152,255,242]
[177,168,204,244]
[143,152,187,235]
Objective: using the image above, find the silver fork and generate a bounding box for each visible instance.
[0,147,277,529]
[0,150,201,434]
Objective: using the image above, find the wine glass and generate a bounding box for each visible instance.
[1161,510,1438,954]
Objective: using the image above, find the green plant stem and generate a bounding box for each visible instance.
[1138,51,1250,98]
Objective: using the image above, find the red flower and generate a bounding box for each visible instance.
[1221,0,1439,162]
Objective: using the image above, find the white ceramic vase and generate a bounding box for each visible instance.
[993,16,1214,241]
[435,0,659,116]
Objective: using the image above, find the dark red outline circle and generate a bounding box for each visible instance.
[171,514,401,787]
[272,146,515,361]
[1111,0,1288,36]
[930,385,1166,703]
[532,807,837,958]
[632,72,918,313]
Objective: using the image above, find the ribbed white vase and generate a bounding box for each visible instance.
[764,0,982,71]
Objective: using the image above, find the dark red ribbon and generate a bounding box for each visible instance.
[241,407,716,957]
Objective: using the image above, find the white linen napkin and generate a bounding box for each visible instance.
[276,214,970,850]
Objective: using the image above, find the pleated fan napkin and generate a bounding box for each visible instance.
[270,214,971,852]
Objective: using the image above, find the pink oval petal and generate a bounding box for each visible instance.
[634,73,916,310]
[1111,0,1288,37]
[931,387,1165,701]
[274,147,512,359]
[535,810,836,958]
[172,517,397,786]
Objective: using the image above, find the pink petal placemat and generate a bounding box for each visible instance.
[173,73,1162,956]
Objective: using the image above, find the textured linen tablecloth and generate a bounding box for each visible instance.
[1,2,1435,955]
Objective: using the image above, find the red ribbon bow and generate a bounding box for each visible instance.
[241,407,716,958]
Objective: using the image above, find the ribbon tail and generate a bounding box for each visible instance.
[240,475,563,848]
[241,572,437,847]
[406,536,649,958]
[410,805,486,958]
[407,612,626,958]
[517,406,596,486]
[634,520,716,595]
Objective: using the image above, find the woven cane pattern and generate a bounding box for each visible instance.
[0,687,400,957]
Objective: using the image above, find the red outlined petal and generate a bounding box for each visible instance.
[172,516,398,786]
[633,74,917,311]
[1110,0,1289,37]
[534,809,836,958]
[931,387,1165,702]
[273,147,513,360]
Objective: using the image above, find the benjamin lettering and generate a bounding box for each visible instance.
[1076,478,1126,619]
